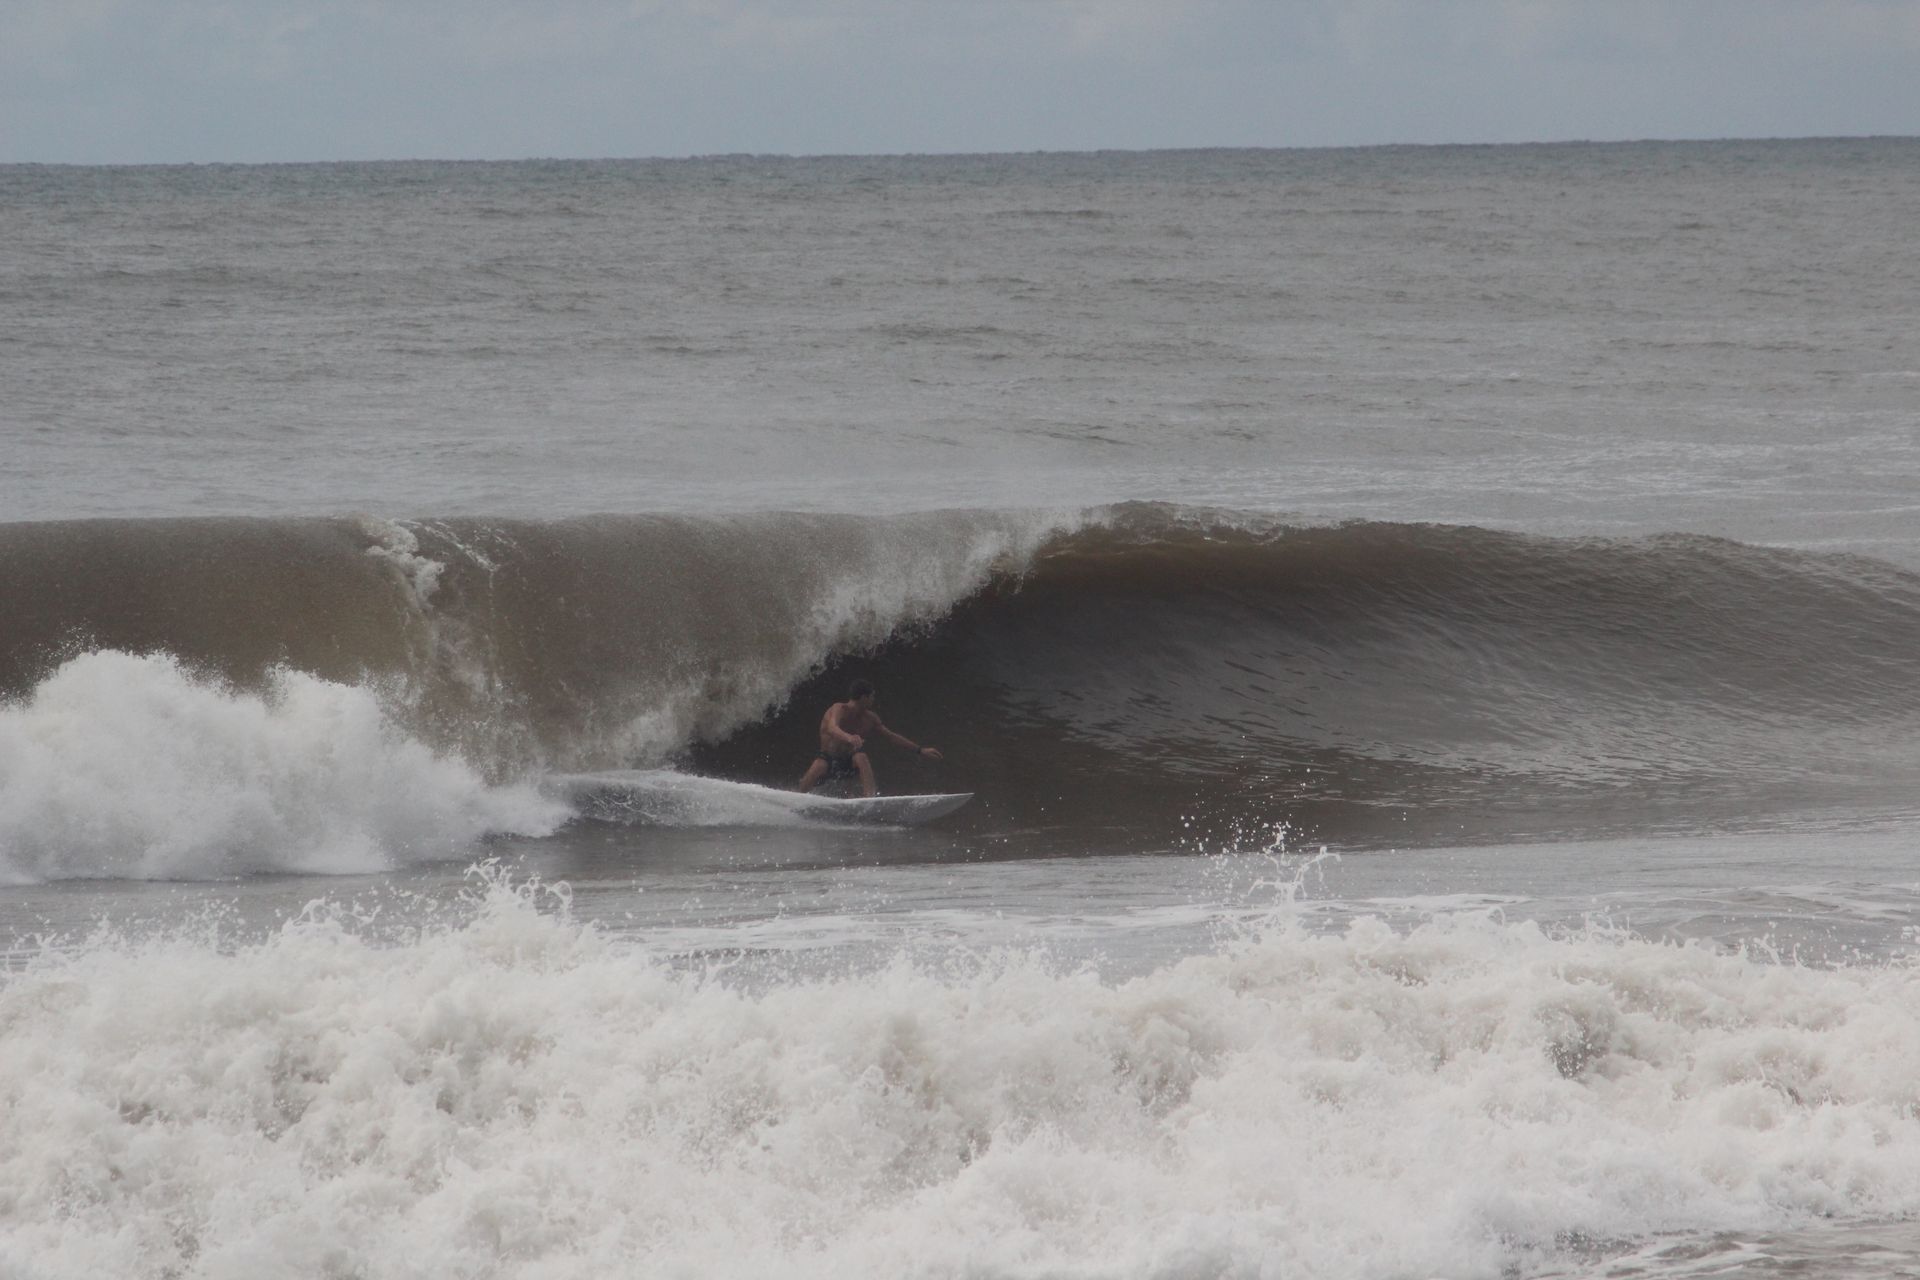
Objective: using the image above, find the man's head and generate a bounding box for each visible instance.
[848,678,875,706]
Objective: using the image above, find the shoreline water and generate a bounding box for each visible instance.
[7,825,1920,1279]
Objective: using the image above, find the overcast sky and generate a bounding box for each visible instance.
[5,0,1920,163]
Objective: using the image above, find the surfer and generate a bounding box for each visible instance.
[796,678,943,797]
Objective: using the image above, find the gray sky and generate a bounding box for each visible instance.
[6,0,1920,163]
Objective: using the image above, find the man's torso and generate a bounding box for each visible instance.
[819,701,881,754]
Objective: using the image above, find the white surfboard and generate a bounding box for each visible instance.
[548,769,972,828]
[791,790,973,826]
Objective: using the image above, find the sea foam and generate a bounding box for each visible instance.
[4,875,1920,1279]
[0,651,567,882]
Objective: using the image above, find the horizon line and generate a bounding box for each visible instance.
[7,133,1917,170]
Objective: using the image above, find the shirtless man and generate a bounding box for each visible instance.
[796,678,944,797]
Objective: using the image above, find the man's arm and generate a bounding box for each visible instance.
[872,716,943,760]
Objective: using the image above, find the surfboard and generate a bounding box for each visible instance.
[791,790,973,826]
[548,769,972,828]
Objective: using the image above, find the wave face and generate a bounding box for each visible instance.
[0,508,1061,765]
[6,504,1920,873]
[0,510,1062,878]
[697,507,1920,846]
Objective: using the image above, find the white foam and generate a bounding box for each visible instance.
[357,515,447,605]
[550,768,967,828]
[6,878,1920,1279]
[0,652,568,882]
[551,768,816,826]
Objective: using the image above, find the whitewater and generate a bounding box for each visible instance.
[6,865,1920,1280]
[5,141,1920,1277]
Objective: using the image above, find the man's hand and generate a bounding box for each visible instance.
[920,746,944,761]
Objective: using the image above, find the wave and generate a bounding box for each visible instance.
[6,504,1920,874]
[0,509,1062,768]
[5,876,1920,1278]
[693,507,1920,846]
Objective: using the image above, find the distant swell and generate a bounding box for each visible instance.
[6,503,1920,872]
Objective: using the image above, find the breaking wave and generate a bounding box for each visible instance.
[6,503,1920,876]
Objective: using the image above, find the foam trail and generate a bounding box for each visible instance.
[5,880,1920,1279]
[550,768,818,826]
[0,652,568,882]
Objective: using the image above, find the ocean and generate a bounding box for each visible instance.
[3,139,1920,1278]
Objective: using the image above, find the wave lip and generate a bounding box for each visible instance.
[0,651,567,883]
